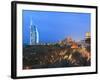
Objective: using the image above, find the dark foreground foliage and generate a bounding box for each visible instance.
[23,45,91,69]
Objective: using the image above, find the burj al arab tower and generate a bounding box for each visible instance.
[29,19,39,45]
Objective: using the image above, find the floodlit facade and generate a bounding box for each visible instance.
[85,32,90,39]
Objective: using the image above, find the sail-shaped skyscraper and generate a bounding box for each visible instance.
[30,19,39,45]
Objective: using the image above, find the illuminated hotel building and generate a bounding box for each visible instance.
[85,32,90,44]
[85,32,90,39]
[30,19,39,45]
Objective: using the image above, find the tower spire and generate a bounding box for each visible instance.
[30,17,33,26]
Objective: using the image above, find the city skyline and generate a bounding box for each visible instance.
[23,10,90,45]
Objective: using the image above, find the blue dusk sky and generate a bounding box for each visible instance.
[22,10,90,44]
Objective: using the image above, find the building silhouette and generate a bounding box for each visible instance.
[30,19,39,45]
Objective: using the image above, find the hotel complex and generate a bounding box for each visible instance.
[30,19,39,45]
